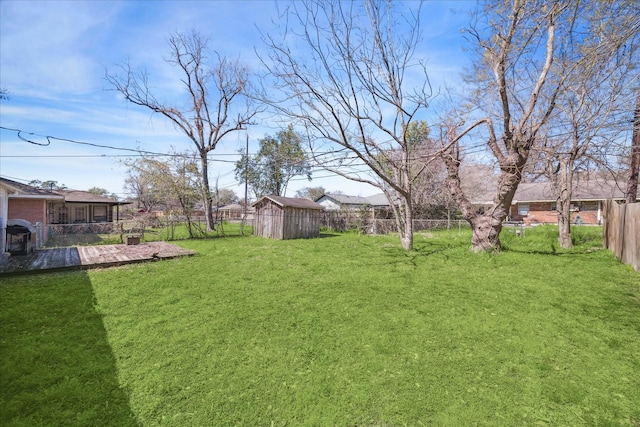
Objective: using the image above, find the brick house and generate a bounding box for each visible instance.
[471,179,633,226]
[1,177,126,254]
[315,193,390,210]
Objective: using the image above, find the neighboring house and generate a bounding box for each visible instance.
[215,203,254,221]
[50,190,125,224]
[471,179,634,225]
[315,193,391,210]
[1,177,127,254]
[252,195,323,240]
[1,178,64,255]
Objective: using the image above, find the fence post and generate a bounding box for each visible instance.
[620,202,627,262]
[35,222,43,249]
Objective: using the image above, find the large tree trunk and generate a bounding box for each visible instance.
[470,215,503,252]
[442,139,520,252]
[200,155,216,232]
[557,201,573,249]
[387,190,414,251]
[400,200,414,251]
[554,158,574,249]
[468,159,523,252]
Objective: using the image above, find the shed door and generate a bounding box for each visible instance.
[263,207,272,238]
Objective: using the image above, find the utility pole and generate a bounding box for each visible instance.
[241,134,249,235]
[626,90,640,204]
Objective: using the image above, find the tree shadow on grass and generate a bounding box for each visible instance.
[0,271,138,426]
[316,232,340,238]
[500,243,605,257]
[376,239,464,269]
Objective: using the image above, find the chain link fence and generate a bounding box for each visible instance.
[321,210,468,234]
[43,215,254,248]
[39,212,467,247]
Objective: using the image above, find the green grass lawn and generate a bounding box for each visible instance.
[1,226,639,426]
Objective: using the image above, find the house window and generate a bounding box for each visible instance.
[518,202,530,216]
[551,202,556,211]
[74,207,87,223]
[93,206,108,222]
[57,206,68,224]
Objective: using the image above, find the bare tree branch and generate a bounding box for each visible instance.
[106,30,259,231]
[259,0,433,249]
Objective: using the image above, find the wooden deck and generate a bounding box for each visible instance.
[0,242,195,276]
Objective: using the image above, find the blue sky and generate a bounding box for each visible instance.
[0,0,472,200]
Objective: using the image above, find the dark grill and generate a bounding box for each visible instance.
[6,223,34,255]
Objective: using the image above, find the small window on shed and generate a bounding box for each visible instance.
[518,202,530,216]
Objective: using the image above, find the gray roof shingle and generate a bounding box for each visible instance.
[253,195,324,210]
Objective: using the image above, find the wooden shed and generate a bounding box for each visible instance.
[252,195,324,240]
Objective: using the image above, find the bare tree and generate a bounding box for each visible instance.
[106,31,258,231]
[124,154,203,237]
[261,0,436,250]
[538,1,640,248]
[295,186,326,201]
[214,189,239,206]
[123,160,165,213]
[627,91,640,204]
[404,122,452,219]
[440,0,588,252]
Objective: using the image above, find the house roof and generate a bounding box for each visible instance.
[59,190,126,205]
[253,195,324,210]
[0,177,128,204]
[217,203,254,211]
[470,179,631,205]
[513,179,628,203]
[365,193,391,206]
[316,193,391,207]
[0,177,64,200]
[320,193,371,205]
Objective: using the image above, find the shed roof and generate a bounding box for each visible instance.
[253,195,324,210]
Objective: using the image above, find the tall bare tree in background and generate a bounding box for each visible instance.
[106,31,258,231]
[261,0,435,250]
[440,0,639,252]
[399,121,451,220]
[440,0,569,252]
[124,154,203,237]
[295,186,326,201]
[627,91,640,204]
[539,1,640,248]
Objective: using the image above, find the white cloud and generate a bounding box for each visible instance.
[0,0,470,199]
[0,1,123,96]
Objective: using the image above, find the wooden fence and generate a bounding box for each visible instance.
[602,200,640,272]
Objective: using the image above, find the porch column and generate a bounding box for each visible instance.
[597,201,602,225]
